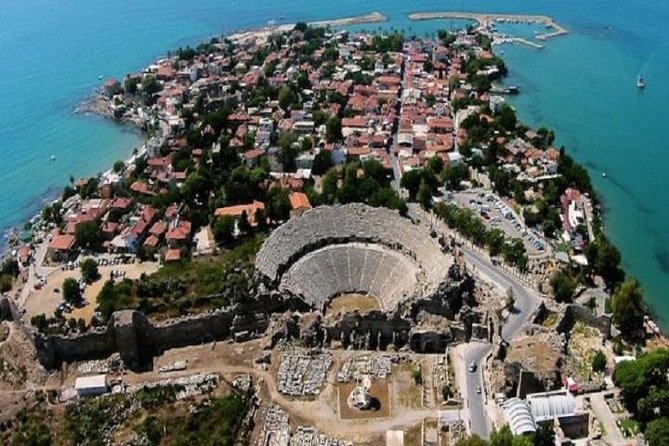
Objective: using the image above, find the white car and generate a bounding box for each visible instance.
[469,362,477,372]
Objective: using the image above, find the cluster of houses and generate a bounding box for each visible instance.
[38,23,590,268]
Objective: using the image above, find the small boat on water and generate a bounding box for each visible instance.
[98,74,103,80]
[637,74,646,89]
[602,172,607,178]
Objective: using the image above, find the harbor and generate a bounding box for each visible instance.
[408,11,568,40]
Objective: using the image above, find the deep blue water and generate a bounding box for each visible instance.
[1,0,668,326]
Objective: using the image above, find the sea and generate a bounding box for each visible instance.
[1,0,668,327]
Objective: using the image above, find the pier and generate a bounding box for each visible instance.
[408,11,568,40]
[493,37,544,50]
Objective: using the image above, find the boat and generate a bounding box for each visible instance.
[637,74,646,89]
[98,74,103,80]
[602,172,607,178]
[50,155,56,161]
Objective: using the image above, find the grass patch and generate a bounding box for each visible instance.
[617,419,640,438]
[135,395,248,445]
[540,311,559,327]
[96,235,264,321]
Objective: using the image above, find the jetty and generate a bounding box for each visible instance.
[229,12,387,43]
[493,37,544,49]
[276,12,387,32]
[408,11,568,40]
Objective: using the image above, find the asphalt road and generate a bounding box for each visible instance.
[460,247,542,438]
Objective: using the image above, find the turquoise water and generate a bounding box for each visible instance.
[1,0,668,327]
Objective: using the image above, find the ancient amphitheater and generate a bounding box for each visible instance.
[256,204,453,313]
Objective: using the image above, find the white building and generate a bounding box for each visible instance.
[75,374,108,398]
[502,397,537,436]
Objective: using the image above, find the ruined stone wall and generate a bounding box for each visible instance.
[556,305,611,338]
[32,302,278,369]
[29,289,294,369]
[323,312,412,350]
[35,329,116,369]
[148,309,235,352]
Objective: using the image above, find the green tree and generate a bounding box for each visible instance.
[550,270,577,303]
[591,350,607,373]
[141,75,162,96]
[267,187,291,223]
[417,181,432,209]
[325,116,342,143]
[497,105,517,131]
[80,259,100,284]
[645,418,669,446]
[400,169,423,200]
[30,314,48,331]
[2,258,19,277]
[0,275,12,292]
[311,150,333,176]
[613,349,669,418]
[62,277,82,304]
[113,160,125,173]
[238,210,252,235]
[456,435,489,446]
[278,85,296,111]
[212,216,236,245]
[182,172,212,208]
[486,229,505,257]
[611,278,645,337]
[532,423,555,446]
[75,221,103,251]
[441,383,452,401]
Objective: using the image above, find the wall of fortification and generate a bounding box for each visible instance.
[556,304,612,338]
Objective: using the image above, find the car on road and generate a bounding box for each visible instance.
[476,385,481,394]
[469,362,477,372]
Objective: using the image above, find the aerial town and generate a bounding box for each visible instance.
[0,13,667,446]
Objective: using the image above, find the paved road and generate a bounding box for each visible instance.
[461,246,542,438]
[462,343,491,436]
[409,207,543,438]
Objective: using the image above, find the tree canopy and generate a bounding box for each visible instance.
[611,278,645,338]
[613,348,669,421]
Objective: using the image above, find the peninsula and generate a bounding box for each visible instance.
[0,14,666,446]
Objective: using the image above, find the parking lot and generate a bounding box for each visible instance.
[24,255,158,323]
[448,190,550,257]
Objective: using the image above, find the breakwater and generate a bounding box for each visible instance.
[408,11,568,40]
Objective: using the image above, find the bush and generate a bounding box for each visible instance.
[441,384,452,401]
[80,259,100,284]
[62,278,81,304]
[591,350,607,373]
[411,366,422,385]
[550,270,577,303]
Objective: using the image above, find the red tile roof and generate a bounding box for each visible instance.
[214,201,265,226]
[164,249,181,262]
[49,234,76,252]
[289,192,311,211]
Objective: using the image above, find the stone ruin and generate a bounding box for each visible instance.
[8,203,488,370]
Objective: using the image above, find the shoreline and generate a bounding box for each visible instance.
[227,12,387,42]
[408,11,568,40]
[3,10,664,340]
[0,89,149,259]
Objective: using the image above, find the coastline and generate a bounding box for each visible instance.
[0,89,148,258]
[227,12,387,42]
[408,11,568,40]
[4,10,664,340]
